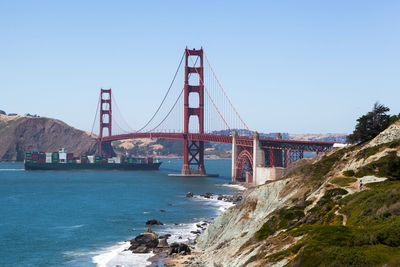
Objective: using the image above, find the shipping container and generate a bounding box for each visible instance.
[112,157,121,164]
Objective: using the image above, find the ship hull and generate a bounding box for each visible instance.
[25,162,162,171]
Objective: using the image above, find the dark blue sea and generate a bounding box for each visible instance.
[0,159,241,267]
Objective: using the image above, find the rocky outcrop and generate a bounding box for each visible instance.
[128,227,159,253]
[0,114,98,161]
[146,219,163,225]
[365,120,400,148]
[169,242,191,255]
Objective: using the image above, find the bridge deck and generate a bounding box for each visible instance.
[100,132,335,152]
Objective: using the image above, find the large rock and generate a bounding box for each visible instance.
[146,219,163,225]
[128,227,159,253]
[169,242,191,255]
[200,192,213,199]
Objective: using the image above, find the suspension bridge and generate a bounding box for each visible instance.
[91,47,335,184]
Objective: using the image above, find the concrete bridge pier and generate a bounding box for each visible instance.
[231,131,238,182]
[252,131,265,185]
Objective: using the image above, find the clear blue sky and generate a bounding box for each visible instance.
[1,0,399,134]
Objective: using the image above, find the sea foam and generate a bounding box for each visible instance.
[92,241,153,267]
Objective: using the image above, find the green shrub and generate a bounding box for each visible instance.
[331,177,357,186]
[376,219,400,247]
[255,206,305,240]
[357,145,382,160]
[300,149,346,180]
[343,170,355,177]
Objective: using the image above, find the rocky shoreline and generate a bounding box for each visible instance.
[123,189,245,266]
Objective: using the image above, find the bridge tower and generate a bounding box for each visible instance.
[182,48,206,175]
[99,88,114,157]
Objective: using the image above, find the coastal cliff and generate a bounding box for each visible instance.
[193,121,400,266]
[0,114,97,161]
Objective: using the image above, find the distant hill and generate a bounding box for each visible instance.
[0,114,97,161]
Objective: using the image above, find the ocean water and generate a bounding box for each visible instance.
[0,159,240,267]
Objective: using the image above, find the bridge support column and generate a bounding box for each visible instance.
[232,131,238,182]
[181,47,206,176]
[252,131,265,185]
[98,88,112,156]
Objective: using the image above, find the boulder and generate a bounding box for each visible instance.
[186,192,193,198]
[132,245,149,253]
[146,219,163,225]
[202,192,213,199]
[169,242,191,255]
[160,209,166,212]
[128,227,159,253]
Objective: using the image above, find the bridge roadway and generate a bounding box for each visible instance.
[99,132,334,152]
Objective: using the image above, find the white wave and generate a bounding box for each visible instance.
[63,250,98,257]
[157,222,202,244]
[92,241,153,267]
[221,183,247,190]
[54,224,85,230]
[70,224,84,229]
[192,195,235,215]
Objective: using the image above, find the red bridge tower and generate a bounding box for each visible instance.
[99,88,115,157]
[182,48,205,175]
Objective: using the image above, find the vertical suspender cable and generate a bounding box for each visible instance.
[204,52,253,136]
[90,92,101,136]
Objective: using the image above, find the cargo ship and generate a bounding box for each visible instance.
[24,149,161,171]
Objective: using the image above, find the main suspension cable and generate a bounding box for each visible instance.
[148,88,184,132]
[112,93,135,132]
[148,56,200,132]
[136,51,185,132]
[90,92,101,136]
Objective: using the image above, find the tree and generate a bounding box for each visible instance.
[347,102,399,143]
[0,110,5,115]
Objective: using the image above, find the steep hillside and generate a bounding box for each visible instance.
[194,121,400,266]
[0,114,97,161]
